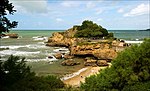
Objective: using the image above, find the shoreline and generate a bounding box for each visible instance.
[62,66,107,87]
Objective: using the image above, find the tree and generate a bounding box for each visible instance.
[0,55,64,91]
[0,0,18,34]
[74,20,108,38]
[81,39,150,91]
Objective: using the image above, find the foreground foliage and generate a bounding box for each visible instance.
[0,0,18,33]
[81,39,150,91]
[0,55,64,91]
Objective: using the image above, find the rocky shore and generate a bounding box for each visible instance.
[46,26,128,67]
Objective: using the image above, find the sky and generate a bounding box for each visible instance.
[9,0,150,30]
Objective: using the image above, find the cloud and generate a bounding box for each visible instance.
[118,8,124,13]
[61,1,80,8]
[56,18,63,22]
[10,0,49,14]
[124,3,149,17]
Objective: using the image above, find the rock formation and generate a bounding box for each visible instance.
[61,59,80,66]
[46,25,127,67]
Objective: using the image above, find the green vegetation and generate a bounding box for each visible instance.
[74,20,109,38]
[0,0,18,34]
[81,39,150,91]
[0,55,64,91]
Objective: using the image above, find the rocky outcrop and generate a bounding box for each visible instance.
[61,59,80,66]
[53,53,62,59]
[6,33,19,38]
[70,43,117,60]
[46,27,78,47]
[84,59,97,66]
[97,60,108,66]
[63,54,74,59]
[0,33,19,38]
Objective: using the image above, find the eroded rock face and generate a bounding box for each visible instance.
[46,27,78,47]
[61,59,80,66]
[70,43,117,60]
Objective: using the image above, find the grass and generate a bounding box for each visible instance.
[27,58,85,77]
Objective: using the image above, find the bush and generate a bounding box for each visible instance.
[0,55,64,91]
[74,20,109,38]
[81,39,150,91]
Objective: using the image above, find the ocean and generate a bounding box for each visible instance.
[1,30,149,61]
[0,30,149,76]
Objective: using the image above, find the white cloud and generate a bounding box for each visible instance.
[61,1,80,8]
[124,3,149,17]
[56,18,63,22]
[118,8,124,13]
[10,0,49,14]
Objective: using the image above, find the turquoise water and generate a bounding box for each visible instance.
[0,30,149,61]
[109,30,150,40]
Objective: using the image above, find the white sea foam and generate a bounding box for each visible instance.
[61,68,88,81]
[53,47,69,54]
[125,40,143,44]
[1,36,9,39]
[0,50,40,56]
[32,36,48,41]
[26,44,48,49]
[0,45,25,49]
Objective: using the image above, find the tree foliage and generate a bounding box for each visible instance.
[74,20,108,38]
[81,39,150,91]
[0,0,18,34]
[0,55,64,91]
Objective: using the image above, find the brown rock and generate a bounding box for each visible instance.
[84,59,97,66]
[97,60,108,66]
[54,53,62,59]
[6,33,18,38]
[61,59,80,66]
[63,54,74,59]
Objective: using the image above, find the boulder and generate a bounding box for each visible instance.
[6,33,18,38]
[48,56,53,59]
[54,53,62,59]
[63,54,74,59]
[61,59,80,66]
[97,60,108,66]
[84,58,97,66]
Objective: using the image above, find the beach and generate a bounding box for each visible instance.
[62,66,107,87]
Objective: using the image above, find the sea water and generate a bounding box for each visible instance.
[0,30,149,62]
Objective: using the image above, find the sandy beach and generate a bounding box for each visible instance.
[62,66,107,87]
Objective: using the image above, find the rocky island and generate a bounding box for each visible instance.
[46,20,127,67]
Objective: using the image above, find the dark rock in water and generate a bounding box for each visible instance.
[97,60,108,66]
[0,47,9,51]
[63,54,74,59]
[53,53,62,59]
[48,56,53,59]
[61,59,80,66]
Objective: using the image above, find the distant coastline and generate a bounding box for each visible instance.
[139,29,150,31]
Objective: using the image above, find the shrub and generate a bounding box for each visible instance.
[74,20,109,38]
[81,39,150,91]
